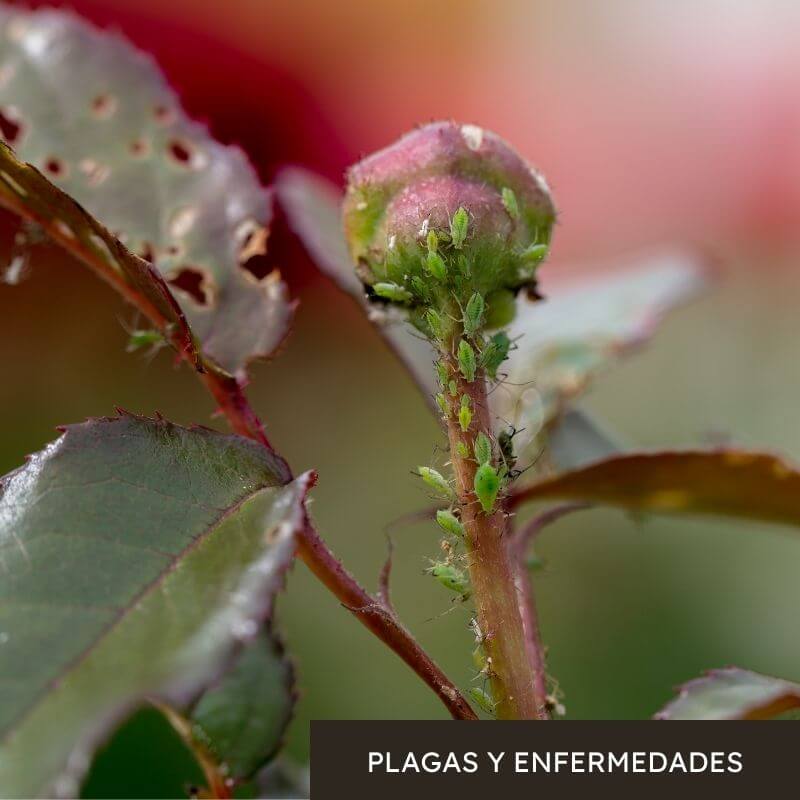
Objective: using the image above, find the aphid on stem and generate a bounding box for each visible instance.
[417,466,455,500]
[458,395,473,432]
[474,463,501,513]
[457,339,476,382]
[427,561,470,600]
[469,686,497,716]
[473,432,493,466]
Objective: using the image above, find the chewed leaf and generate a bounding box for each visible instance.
[0,413,312,798]
[188,630,296,782]
[0,140,202,369]
[0,8,293,373]
[276,167,438,404]
[655,668,800,720]
[491,250,710,463]
[511,449,800,528]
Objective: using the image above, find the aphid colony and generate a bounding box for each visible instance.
[360,197,547,713]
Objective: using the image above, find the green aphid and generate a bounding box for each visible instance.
[410,276,428,299]
[501,187,520,220]
[474,463,501,513]
[126,329,164,352]
[520,242,549,267]
[473,432,492,465]
[418,466,454,500]
[426,229,439,254]
[457,339,476,382]
[436,509,464,539]
[469,687,496,715]
[425,250,447,281]
[456,441,470,459]
[463,292,485,336]
[428,562,470,597]
[435,359,449,385]
[481,331,512,380]
[374,282,412,303]
[435,393,448,416]
[450,207,469,250]
[458,395,472,432]
[448,379,458,397]
[427,309,444,340]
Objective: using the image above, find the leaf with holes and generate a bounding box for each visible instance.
[0,413,312,798]
[510,449,800,528]
[0,7,293,374]
[276,169,708,453]
[655,668,800,720]
[162,630,296,790]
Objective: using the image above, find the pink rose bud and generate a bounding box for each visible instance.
[343,121,555,333]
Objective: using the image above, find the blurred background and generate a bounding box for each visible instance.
[2,0,800,795]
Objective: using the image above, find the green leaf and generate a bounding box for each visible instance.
[0,7,293,374]
[0,413,312,798]
[655,668,800,720]
[511,448,800,527]
[189,630,296,781]
[275,171,708,448]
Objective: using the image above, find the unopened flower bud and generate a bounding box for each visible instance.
[343,121,555,332]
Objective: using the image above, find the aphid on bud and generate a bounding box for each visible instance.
[426,308,444,340]
[450,206,469,250]
[410,276,429,300]
[474,463,501,513]
[481,331,512,380]
[425,250,447,281]
[426,229,439,254]
[126,329,165,353]
[428,562,470,597]
[473,432,492,465]
[435,393,448,416]
[373,282,412,303]
[417,466,455,500]
[457,339,476,382]
[520,242,549,267]
[469,687,496,715]
[458,395,472,432]
[436,509,464,539]
[501,187,520,220]
[448,379,458,397]
[456,441,469,459]
[463,292,485,336]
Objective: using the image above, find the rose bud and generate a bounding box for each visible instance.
[342,121,555,336]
